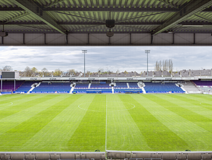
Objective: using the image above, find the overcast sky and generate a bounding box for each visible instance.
[0,46,211,73]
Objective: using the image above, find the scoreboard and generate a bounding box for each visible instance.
[2,72,15,78]
[1,72,19,79]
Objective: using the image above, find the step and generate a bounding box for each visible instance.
[88,83,91,89]
[112,87,114,94]
[127,83,129,89]
[138,82,146,94]
[70,86,74,94]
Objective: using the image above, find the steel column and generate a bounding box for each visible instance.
[14,79,16,92]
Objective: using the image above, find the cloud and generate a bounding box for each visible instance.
[0,46,212,72]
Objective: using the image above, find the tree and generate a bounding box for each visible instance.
[24,66,33,77]
[163,60,168,71]
[168,59,173,72]
[53,69,62,77]
[31,67,38,77]
[86,71,91,77]
[155,59,173,72]
[38,71,44,77]
[116,70,120,76]
[98,68,104,77]
[67,69,75,76]
[155,61,160,71]
[124,70,128,76]
[42,68,48,77]
[3,66,13,71]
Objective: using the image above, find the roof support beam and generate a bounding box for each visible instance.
[0,6,179,12]
[10,0,66,34]
[2,6,212,12]
[5,12,29,23]
[152,0,212,35]
[156,0,178,8]
[0,21,162,26]
[2,21,212,26]
[44,7,179,12]
[45,0,66,8]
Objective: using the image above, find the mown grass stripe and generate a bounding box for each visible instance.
[0,95,70,136]
[146,95,212,133]
[0,95,24,102]
[68,95,106,151]
[20,95,96,151]
[0,95,43,111]
[173,94,212,111]
[187,94,212,101]
[0,95,81,150]
[0,95,57,120]
[106,95,150,151]
[119,95,188,151]
[132,95,212,151]
[0,95,35,105]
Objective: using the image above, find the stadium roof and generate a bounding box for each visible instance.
[1,0,212,46]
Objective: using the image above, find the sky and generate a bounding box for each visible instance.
[0,46,211,73]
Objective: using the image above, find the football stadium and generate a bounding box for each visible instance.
[1,0,212,160]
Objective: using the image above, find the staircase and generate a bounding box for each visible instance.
[112,86,114,94]
[176,83,187,94]
[70,85,74,94]
[127,83,130,89]
[88,83,91,89]
[138,82,146,94]
[27,82,41,94]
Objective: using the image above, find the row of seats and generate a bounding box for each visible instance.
[32,83,71,93]
[144,82,185,93]
[15,81,39,93]
[193,80,212,86]
[90,83,111,89]
[1,81,184,94]
[129,82,140,88]
[114,82,128,88]
[75,83,89,89]
[1,81,23,91]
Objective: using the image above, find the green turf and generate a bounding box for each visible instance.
[0,94,212,152]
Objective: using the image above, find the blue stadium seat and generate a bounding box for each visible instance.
[32,82,71,93]
[144,82,185,93]
[15,81,38,93]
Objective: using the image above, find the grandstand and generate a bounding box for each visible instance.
[144,82,185,93]
[32,82,71,93]
[193,80,212,93]
[0,80,208,95]
[4,73,212,95]
[15,81,39,93]
[180,81,201,94]
[1,81,23,92]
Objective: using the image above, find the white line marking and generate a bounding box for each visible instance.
[77,100,136,151]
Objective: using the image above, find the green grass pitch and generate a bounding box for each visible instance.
[0,94,212,152]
